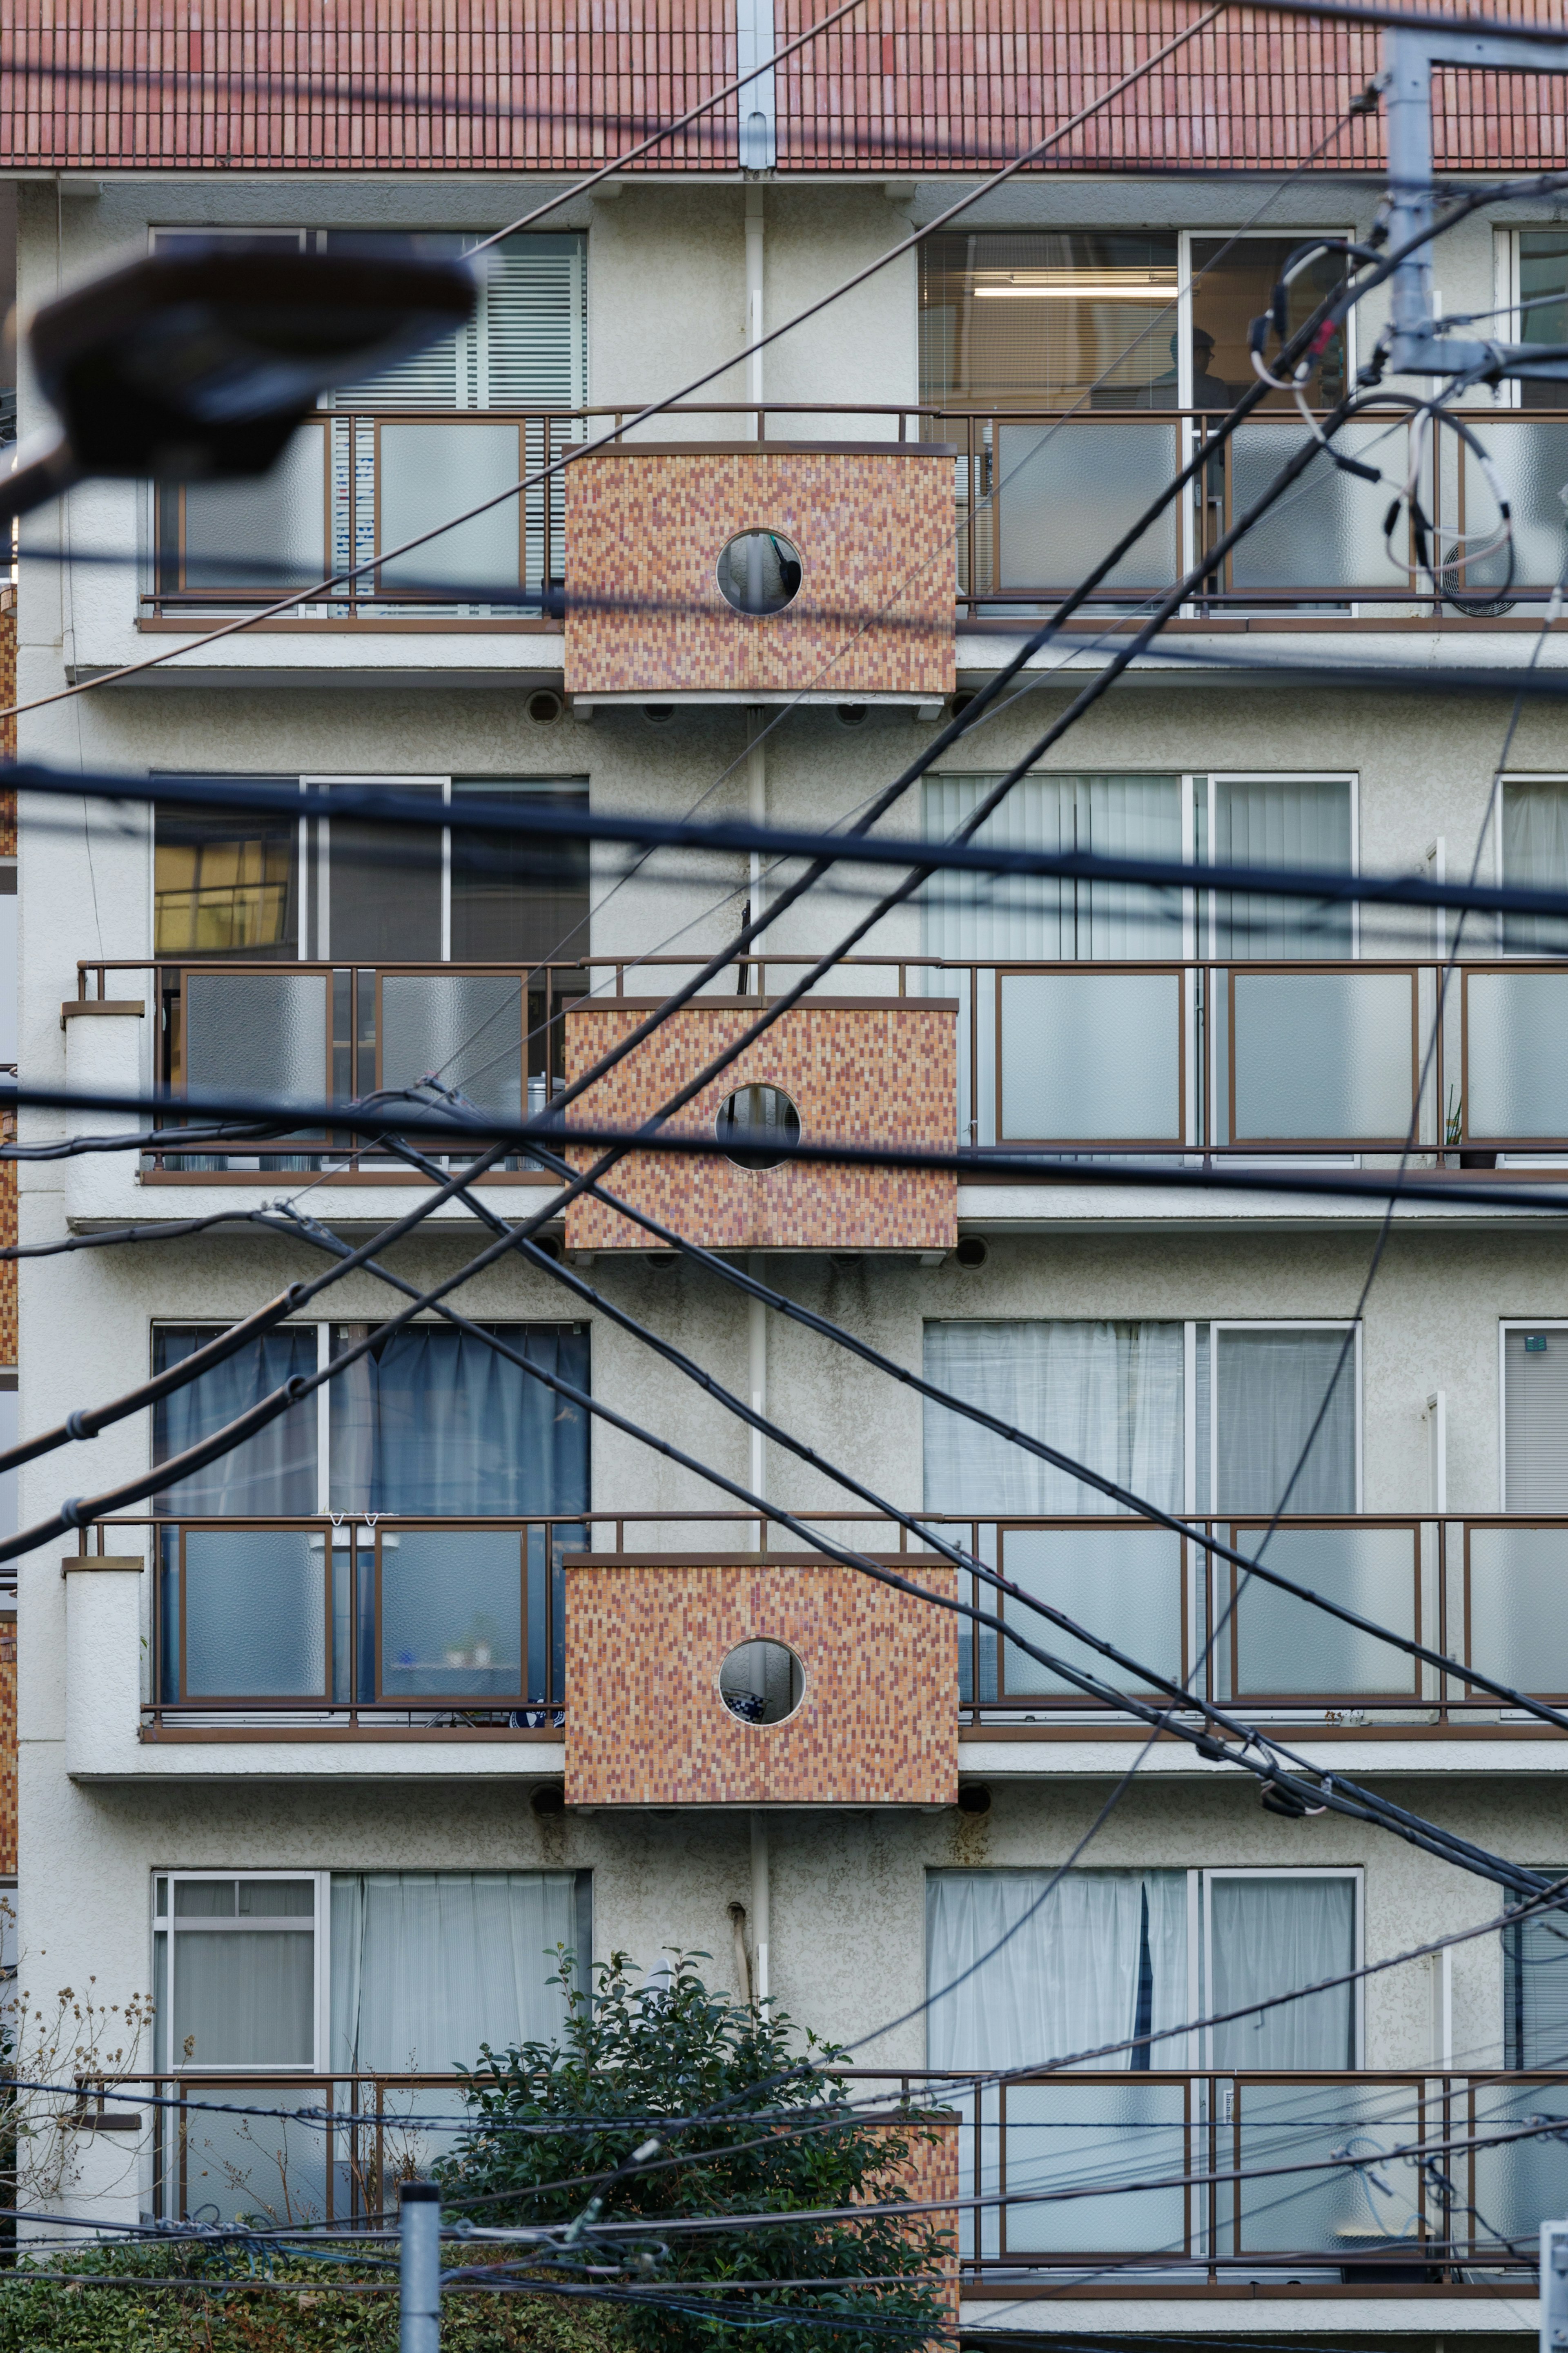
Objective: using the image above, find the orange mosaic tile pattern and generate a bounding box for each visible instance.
[563,449,954,698]
[562,1000,956,1252]
[562,1553,958,1807]
[0,1626,16,1877]
[872,2109,960,2331]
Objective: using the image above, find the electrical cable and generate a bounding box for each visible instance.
[40,762,1568,924]
[353,1135,1543,1902]
[0,0,1226,729]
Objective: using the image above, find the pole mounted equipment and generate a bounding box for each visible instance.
[1382,23,1568,380]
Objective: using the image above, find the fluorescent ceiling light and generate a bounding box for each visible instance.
[974,283,1179,301]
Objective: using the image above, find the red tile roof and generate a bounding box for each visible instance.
[0,1,1565,174]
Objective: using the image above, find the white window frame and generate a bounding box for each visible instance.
[1488,228,1568,408]
[1208,1319,1364,1514]
[1497,1317,1568,1509]
[1198,1865,1365,2070]
[152,1870,327,2075]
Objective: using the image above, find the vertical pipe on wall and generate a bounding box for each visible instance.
[747,705,766,951]
[750,1811,771,2005]
[749,1250,766,1546]
[745,186,765,429]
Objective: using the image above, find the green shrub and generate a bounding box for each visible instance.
[437,1954,950,2353]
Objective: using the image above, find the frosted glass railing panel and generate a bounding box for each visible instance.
[183,1530,325,1699]
[1467,1526,1568,1692]
[182,422,328,590]
[380,974,525,1121]
[1231,971,1413,1141]
[380,1530,523,1700]
[1002,2082,1188,2253]
[173,2089,334,2223]
[1471,2083,1568,2244]
[1223,1526,1417,1698]
[1228,421,1394,591]
[1002,1527,1183,1696]
[184,972,329,1107]
[377,423,523,595]
[995,423,1180,591]
[1462,420,1568,589]
[1466,972,1568,1138]
[1219,2081,1424,2256]
[1000,971,1182,1141]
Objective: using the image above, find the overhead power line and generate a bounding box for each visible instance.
[0,0,1225,727]
[29,761,1568,924]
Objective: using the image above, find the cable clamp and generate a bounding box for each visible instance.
[59,1497,92,1530]
[64,1410,94,1442]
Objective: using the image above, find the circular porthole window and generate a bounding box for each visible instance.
[717,530,802,616]
[720,1639,805,1726]
[716,1083,800,1171]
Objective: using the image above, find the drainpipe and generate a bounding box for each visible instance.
[749,1250,766,1546]
[745,187,765,433]
[747,703,766,966]
[750,1812,771,2005]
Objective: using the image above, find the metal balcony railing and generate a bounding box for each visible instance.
[136,401,1568,623]
[72,951,1568,1174]
[858,2067,1566,2283]
[94,2060,1568,2268]
[79,1508,1568,1732]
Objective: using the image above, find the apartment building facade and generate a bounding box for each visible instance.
[8,2,1568,2335]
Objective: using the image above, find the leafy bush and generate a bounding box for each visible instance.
[437,1954,951,2353]
[0,2245,626,2352]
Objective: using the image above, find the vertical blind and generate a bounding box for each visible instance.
[1210,775,1354,959]
[1505,1881,1568,2067]
[325,233,588,411]
[921,774,1183,961]
[1213,1327,1357,1512]
[1503,1327,1568,1509]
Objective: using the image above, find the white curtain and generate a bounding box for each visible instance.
[1212,776,1353,959]
[174,1932,316,2068]
[1209,1877,1355,2068]
[1214,1328,1356,1513]
[921,774,1182,962]
[923,1321,1185,1513]
[1503,779,1568,952]
[329,1871,579,2072]
[927,1869,1188,2071]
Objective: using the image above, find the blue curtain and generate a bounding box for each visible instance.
[329,1323,589,1515]
[153,1326,318,1514]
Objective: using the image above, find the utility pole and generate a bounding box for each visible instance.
[400,2179,441,2353]
[1380,22,1568,384]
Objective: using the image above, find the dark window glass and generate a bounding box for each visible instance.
[1187,238,1348,412]
[920,232,1179,411]
[1517,234,1568,412]
[154,793,299,959]
[450,782,590,964]
[326,785,443,962]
